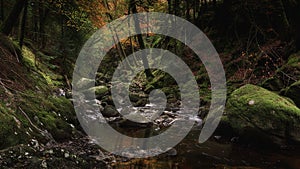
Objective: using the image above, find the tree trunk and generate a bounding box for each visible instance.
[272,0,290,40]
[174,0,178,16]
[19,0,28,48]
[1,0,26,35]
[32,0,38,42]
[167,0,172,14]
[213,0,217,8]
[129,0,153,78]
[39,3,49,48]
[186,0,190,21]
[0,0,4,21]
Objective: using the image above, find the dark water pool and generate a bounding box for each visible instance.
[112,128,300,169]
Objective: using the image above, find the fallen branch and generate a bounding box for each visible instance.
[18,107,56,144]
[0,79,10,93]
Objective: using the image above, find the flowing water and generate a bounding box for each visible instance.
[106,105,300,169]
[112,127,300,169]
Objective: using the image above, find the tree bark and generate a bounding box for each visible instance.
[129,0,153,78]
[19,0,28,48]
[273,0,290,40]
[186,0,190,21]
[39,3,49,48]
[167,0,172,14]
[213,0,217,8]
[1,0,26,35]
[0,0,4,21]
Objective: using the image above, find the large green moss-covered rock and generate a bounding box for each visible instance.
[226,84,300,145]
[86,86,109,99]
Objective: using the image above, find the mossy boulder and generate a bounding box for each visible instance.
[226,84,300,145]
[102,105,119,117]
[279,52,300,80]
[262,77,284,91]
[129,93,142,102]
[76,78,95,89]
[262,51,300,91]
[82,86,109,100]
[145,70,177,93]
[283,80,300,108]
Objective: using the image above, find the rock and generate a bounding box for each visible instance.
[117,113,153,128]
[282,80,300,108]
[76,78,95,89]
[117,119,152,128]
[129,93,142,102]
[166,148,177,156]
[101,96,114,105]
[279,52,300,81]
[83,86,109,99]
[133,98,148,107]
[226,84,300,146]
[102,105,119,117]
[65,90,72,99]
[93,86,109,98]
[262,77,284,91]
[262,52,300,91]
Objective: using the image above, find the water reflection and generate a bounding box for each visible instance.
[112,128,300,169]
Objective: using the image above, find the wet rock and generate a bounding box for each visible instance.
[117,113,153,128]
[102,105,119,117]
[133,98,148,107]
[226,84,300,146]
[117,119,152,128]
[83,86,109,99]
[129,93,142,102]
[76,78,94,89]
[94,86,109,99]
[166,148,177,156]
[101,96,114,105]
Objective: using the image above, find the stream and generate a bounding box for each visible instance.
[1,104,300,169]
[112,128,300,169]
[104,104,300,169]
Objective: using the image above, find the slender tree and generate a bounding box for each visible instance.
[39,0,49,48]
[1,0,26,35]
[129,0,153,78]
[19,0,28,48]
[0,0,4,21]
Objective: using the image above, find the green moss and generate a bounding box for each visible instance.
[261,77,284,91]
[38,111,73,141]
[283,80,300,108]
[22,46,65,87]
[84,86,109,98]
[17,90,77,142]
[226,84,300,143]
[0,103,29,149]
[277,51,300,81]
[0,42,78,149]
[286,52,300,67]
[22,46,36,68]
